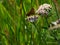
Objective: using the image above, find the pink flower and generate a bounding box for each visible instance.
[43,4,52,10]
[36,3,52,15]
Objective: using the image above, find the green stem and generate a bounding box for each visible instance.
[52,0,59,19]
[35,0,39,8]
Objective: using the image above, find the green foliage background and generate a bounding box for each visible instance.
[0,0,60,45]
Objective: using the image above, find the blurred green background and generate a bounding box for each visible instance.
[0,0,60,45]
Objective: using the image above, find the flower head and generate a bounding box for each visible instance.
[43,4,52,10]
[36,3,52,15]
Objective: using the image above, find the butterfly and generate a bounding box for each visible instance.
[26,7,35,16]
[25,7,39,22]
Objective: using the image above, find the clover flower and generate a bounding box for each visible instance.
[36,3,52,15]
[25,15,39,22]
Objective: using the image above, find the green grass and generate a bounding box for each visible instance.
[0,0,60,45]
